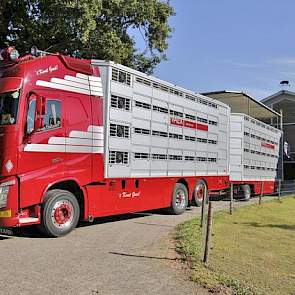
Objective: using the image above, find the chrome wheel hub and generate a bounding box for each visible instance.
[51,200,74,230]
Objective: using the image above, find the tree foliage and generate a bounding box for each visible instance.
[0,0,174,73]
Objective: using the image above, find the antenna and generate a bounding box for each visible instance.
[280,80,290,89]
[30,46,56,57]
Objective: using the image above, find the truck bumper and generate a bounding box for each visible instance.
[0,210,40,228]
[0,210,19,227]
[0,176,40,228]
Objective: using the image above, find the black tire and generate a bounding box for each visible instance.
[193,180,208,207]
[242,184,251,201]
[168,183,188,215]
[38,189,80,237]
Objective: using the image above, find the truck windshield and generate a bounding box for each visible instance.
[0,90,19,125]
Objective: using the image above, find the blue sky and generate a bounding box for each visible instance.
[148,0,295,100]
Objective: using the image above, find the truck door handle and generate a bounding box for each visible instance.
[52,157,63,164]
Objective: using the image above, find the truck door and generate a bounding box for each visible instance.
[64,93,92,184]
[19,90,66,209]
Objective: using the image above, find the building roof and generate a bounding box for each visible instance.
[261,90,295,104]
[262,90,295,125]
[202,90,281,120]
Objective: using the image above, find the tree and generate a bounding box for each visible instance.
[0,0,174,74]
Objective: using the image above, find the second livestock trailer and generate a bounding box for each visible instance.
[229,113,281,198]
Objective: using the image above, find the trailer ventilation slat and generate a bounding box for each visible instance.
[134,153,150,159]
[208,139,217,144]
[153,82,169,92]
[135,77,151,86]
[109,151,129,164]
[196,157,207,162]
[208,102,218,109]
[112,68,131,86]
[169,88,183,97]
[197,138,207,143]
[169,155,183,161]
[111,95,131,111]
[185,136,196,141]
[209,120,218,126]
[134,75,218,109]
[184,156,195,161]
[153,105,169,114]
[110,123,130,138]
[197,117,208,124]
[169,133,183,140]
[185,94,195,101]
[152,154,168,160]
[152,130,168,137]
[198,98,208,106]
[169,110,183,117]
[185,114,196,120]
[208,158,217,162]
[134,127,151,135]
[135,100,151,110]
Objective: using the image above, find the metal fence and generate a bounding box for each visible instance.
[200,179,295,263]
[276,179,295,195]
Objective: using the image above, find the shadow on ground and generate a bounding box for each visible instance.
[109,251,179,261]
[241,222,295,231]
[0,207,194,239]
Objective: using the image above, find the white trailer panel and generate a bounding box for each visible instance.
[229,113,282,181]
[92,60,230,179]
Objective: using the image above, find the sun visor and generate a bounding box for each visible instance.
[0,77,23,94]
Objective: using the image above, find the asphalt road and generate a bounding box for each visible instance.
[0,198,268,295]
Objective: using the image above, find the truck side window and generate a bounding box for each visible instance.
[40,100,61,131]
[26,99,36,134]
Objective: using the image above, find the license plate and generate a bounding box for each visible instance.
[0,210,11,218]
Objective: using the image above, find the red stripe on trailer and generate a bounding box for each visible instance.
[261,142,275,149]
[196,123,208,131]
[170,118,208,131]
[183,120,196,128]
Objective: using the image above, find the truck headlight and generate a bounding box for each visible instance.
[0,186,9,209]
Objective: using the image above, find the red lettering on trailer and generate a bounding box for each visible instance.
[170,118,208,131]
[119,191,141,199]
[170,118,184,126]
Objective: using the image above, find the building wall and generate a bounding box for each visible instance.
[263,92,295,179]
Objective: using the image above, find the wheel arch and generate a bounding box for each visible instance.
[192,178,209,206]
[193,178,208,195]
[41,179,87,220]
[197,178,208,187]
[176,178,189,196]
[249,184,255,196]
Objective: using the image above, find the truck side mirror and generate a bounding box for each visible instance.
[34,95,44,131]
[26,93,45,135]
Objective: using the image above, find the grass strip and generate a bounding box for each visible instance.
[175,197,295,295]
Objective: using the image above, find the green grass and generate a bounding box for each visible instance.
[175,197,295,295]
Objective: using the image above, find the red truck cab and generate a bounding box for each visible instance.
[0,47,104,235]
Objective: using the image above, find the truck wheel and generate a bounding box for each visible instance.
[193,180,207,207]
[168,183,188,215]
[242,185,251,201]
[39,189,80,237]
